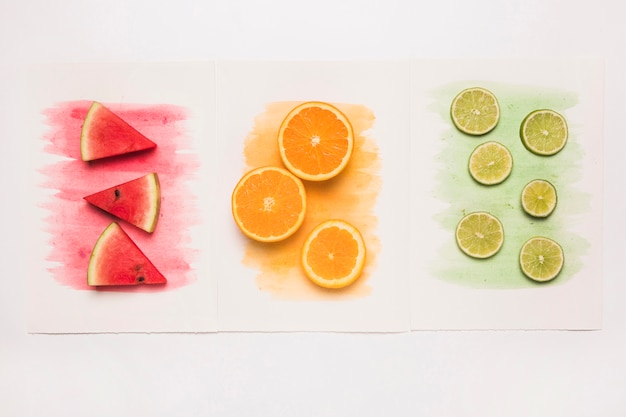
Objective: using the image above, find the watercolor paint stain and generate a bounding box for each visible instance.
[39,100,200,291]
[240,101,381,300]
[430,82,590,289]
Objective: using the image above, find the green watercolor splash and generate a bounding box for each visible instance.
[429,81,590,289]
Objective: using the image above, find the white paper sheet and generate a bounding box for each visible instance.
[214,61,411,332]
[410,58,604,330]
[26,62,218,333]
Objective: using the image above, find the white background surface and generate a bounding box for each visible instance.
[1,1,625,416]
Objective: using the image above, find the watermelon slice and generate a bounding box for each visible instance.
[84,173,161,233]
[80,101,157,161]
[87,222,167,286]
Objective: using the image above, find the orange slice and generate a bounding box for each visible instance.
[301,219,366,289]
[278,101,354,181]
[232,166,307,242]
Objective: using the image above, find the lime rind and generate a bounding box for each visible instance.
[520,109,568,156]
[450,87,500,136]
[521,179,557,218]
[455,212,504,259]
[468,141,513,185]
[519,236,564,282]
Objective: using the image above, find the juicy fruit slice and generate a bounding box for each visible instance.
[450,87,500,135]
[520,109,568,156]
[80,101,157,161]
[84,173,161,233]
[232,166,307,242]
[87,222,167,286]
[521,179,557,218]
[468,141,513,185]
[301,219,366,289]
[278,101,354,181]
[519,236,564,282]
[455,212,504,259]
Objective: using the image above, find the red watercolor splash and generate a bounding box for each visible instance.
[40,100,200,291]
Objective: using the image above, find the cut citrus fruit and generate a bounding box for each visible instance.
[455,212,504,259]
[301,219,366,289]
[468,141,513,185]
[521,179,557,218]
[450,87,500,135]
[520,109,568,156]
[232,166,306,243]
[278,101,354,181]
[519,236,564,282]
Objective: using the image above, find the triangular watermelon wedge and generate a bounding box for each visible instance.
[87,222,167,286]
[84,173,161,233]
[80,101,157,161]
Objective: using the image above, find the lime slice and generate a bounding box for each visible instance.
[468,141,513,185]
[521,179,557,218]
[520,109,568,156]
[450,87,500,135]
[455,212,504,259]
[519,236,564,282]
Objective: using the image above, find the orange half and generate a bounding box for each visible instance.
[278,101,354,181]
[301,219,366,289]
[232,166,307,243]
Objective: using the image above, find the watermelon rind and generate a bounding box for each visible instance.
[87,222,167,286]
[84,173,161,233]
[80,101,157,162]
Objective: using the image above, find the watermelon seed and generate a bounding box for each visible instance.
[137,276,145,283]
[114,189,121,199]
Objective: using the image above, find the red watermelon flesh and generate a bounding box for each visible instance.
[87,222,167,286]
[84,173,161,233]
[80,101,157,161]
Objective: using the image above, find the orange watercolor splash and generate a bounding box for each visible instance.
[241,101,381,300]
